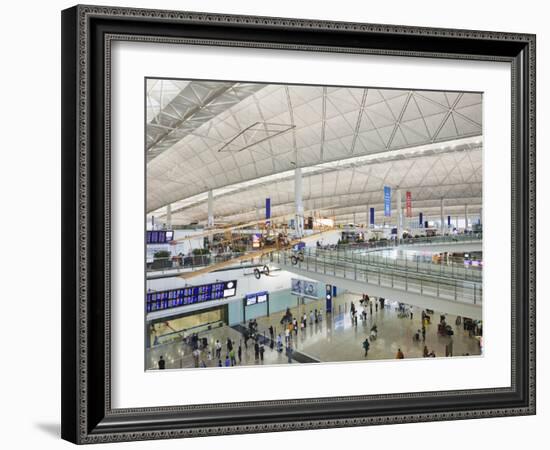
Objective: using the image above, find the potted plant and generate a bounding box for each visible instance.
[191,248,211,266]
[152,250,172,269]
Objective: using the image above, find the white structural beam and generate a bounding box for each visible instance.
[440,198,445,234]
[295,167,304,238]
[464,204,469,230]
[207,190,214,227]
[396,189,402,242]
[166,204,172,228]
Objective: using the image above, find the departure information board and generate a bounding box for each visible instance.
[146,280,237,313]
[147,230,174,244]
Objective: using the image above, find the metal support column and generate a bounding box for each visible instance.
[207,189,214,227]
[295,167,304,238]
[166,204,172,228]
[396,189,402,243]
[440,198,445,235]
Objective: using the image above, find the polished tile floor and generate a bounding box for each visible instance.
[146,291,481,370]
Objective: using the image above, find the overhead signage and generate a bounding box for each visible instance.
[265,198,271,225]
[291,278,319,299]
[406,191,412,217]
[146,280,237,313]
[384,186,391,217]
[419,212,423,226]
[245,291,269,306]
[369,207,375,226]
[147,230,174,244]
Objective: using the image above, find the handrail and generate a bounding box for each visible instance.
[312,247,482,282]
[147,233,482,274]
[151,320,224,347]
[330,233,482,252]
[270,249,482,305]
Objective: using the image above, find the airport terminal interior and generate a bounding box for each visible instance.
[145,80,483,370]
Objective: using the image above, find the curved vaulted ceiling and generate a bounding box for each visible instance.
[146,80,483,224]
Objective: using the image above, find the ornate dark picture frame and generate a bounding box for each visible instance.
[61,4,536,444]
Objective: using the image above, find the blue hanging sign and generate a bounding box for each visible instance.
[384,186,391,217]
[265,198,271,225]
[369,207,375,225]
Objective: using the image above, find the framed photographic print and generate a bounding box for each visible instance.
[61,4,536,444]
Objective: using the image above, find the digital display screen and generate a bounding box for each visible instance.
[245,291,269,306]
[147,230,174,244]
[146,280,237,313]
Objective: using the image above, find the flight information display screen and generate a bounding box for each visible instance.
[146,230,174,244]
[146,280,237,313]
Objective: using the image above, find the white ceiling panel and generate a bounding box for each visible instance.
[146,81,483,218]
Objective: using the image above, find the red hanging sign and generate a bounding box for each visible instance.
[406,191,412,217]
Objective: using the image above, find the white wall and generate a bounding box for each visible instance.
[146,266,323,323]
[1,1,546,449]
[147,266,305,293]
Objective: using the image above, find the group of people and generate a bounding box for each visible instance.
[280,307,323,334]
[156,332,269,370]
[358,293,382,357]
[155,295,466,370]
[352,293,382,327]
[359,297,447,360]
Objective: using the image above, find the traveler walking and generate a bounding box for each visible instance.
[158,355,165,370]
[193,348,200,367]
[362,338,370,357]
